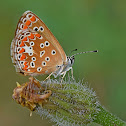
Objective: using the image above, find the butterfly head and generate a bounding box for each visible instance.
[66,55,75,67]
[65,49,77,67]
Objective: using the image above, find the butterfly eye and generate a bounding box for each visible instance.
[40,43,44,48]
[51,50,56,55]
[37,67,42,72]
[45,57,50,62]
[31,57,36,61]
[45,41,50,47]
[30,41,34,46]
[39,26,44,32]
[33,27,38,31]
[23,18,27,23]
[26,14,33,19]
[42,61,46,66]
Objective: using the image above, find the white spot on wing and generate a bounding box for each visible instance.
[25,32,30,36]
[26,13,33,19]
[45,57,50,62]
[20,61,24,64]
[33,27,38,31]
[51,50,56,55]
[23,45,34,54]
[42,61,46,66]
[45,41,50,47]
[38,35,43,39]
[23,18,27,23]
[40,50,45,57]
[28,69,30,71]
[18,40,21,46]
[29,53,33,56]
[20,24,24,29]
[40,43,44,48]
[31,57,36,61]
[39,26,44,32]
[17,54,21,60]
[37,67,42,72]
[30,61,35,68]
[30,41,34,46]
[20,35,24,40]
[17,47,21,52]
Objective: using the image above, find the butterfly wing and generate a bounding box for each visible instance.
[15,10,67,63]
[11,29,64,76]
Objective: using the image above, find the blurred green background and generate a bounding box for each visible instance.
[0,0,126,125]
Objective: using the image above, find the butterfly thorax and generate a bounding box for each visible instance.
[53,56,75,78]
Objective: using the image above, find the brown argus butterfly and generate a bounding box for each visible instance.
[11,11,98,80]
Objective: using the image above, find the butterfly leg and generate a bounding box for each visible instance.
[44,72,54,82]
[61,71,66,83]
[71,68,74,80]
[30,111,33,117]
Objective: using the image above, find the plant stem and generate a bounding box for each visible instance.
[36,79,126,126]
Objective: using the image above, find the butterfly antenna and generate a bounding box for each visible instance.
[70,50,98,57]
[69,49,78,56]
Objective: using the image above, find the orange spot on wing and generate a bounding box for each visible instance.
[20,41,25,47]
[30,16,36,22]
[24,62,27,65]
[23,65,28,71]
[22,37,27,42]
[20,55,26,60]
[19,48,25,53]
[35,33,41,38]
[23,25,28,30]
[25,20,31,26]
[28,33,34,39]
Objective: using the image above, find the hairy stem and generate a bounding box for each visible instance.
[35,79,126,126]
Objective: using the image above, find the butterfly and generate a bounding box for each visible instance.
[11,10,98,81]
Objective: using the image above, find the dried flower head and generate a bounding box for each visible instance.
[12,77,52,116]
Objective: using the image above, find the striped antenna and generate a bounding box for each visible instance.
[70,50,98,57]
[69,49,78,56]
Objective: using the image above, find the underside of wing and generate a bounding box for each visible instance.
[15,10,67,63]
[11,29,63,76]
